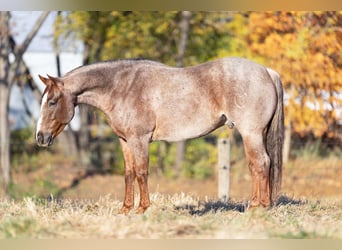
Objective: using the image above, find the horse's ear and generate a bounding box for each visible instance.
[38,75,51,86]
[47,74,64,87]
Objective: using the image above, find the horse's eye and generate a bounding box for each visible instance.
[48,100,56,107]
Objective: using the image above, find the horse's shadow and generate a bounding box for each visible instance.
[276,195,306,206]
[174,195,306,216]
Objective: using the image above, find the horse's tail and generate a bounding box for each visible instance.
[266,68,284,206]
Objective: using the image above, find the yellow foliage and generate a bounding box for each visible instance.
[247,11,342,138]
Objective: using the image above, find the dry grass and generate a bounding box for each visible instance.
[1,193,341,239]
[5,145,342,239]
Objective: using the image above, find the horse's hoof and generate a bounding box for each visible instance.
[119,206,132,215]
[247,200,271,210]
[135,206,148,214]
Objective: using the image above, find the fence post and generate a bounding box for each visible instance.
[217,138,230,202]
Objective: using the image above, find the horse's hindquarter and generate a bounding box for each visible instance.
[221,58,278,132]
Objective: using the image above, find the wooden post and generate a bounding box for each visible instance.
[283,125,292,164]
[217,138,230,202]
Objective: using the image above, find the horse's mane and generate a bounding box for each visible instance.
[64,58,162,77]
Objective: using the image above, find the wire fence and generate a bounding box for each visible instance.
[4,136,342,157]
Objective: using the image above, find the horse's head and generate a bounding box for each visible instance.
[36,75,76,147]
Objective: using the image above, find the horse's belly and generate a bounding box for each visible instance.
[151,114,225,142]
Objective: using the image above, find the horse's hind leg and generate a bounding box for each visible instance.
[242,131,271,208]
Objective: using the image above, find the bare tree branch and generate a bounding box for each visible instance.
[9,11,50,87]
[15,11,50,60]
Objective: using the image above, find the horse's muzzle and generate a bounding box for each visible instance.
[36,131,53,147]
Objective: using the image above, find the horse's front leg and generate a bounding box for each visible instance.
[119,136,150,214]
[133,136,150,214]
[119,138,136,215]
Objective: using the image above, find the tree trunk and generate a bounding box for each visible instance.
[0,84,10,197]
[78,105,91,167]
[174,11,191,177]
[0,12,11,197]
[176,11,192,67]
[0,11,49,196]
[76,42,93,168]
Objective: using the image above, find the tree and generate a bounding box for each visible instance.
[56,11,237,66]
[246,11,342,139]
[175,11,192,177]
[0,11,49,197]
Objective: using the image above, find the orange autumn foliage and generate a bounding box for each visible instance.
[247,11,342,138]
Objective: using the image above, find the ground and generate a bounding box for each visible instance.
[11,154,342,202]
[2,153,341,239]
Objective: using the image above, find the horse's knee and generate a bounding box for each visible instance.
[125,170,136,183]
[135,168,148,182]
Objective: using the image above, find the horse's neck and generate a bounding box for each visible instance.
[65,70,114,112]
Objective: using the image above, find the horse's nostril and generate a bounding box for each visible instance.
[47,134,53,146]
[37,132,44,145]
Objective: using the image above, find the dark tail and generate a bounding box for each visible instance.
[266,68,284,206]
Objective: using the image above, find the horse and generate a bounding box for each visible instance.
[36,57,284,214]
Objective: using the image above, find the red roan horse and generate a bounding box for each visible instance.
[36,57,284,214]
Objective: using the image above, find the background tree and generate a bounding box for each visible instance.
[175,11,191,177]
[246,11,342,138]
[0,11,49,197]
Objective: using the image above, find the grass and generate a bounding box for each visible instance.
[5,136,342,239]
[0,193,341,239]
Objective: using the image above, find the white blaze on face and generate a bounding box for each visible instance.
[36,92,48,139]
